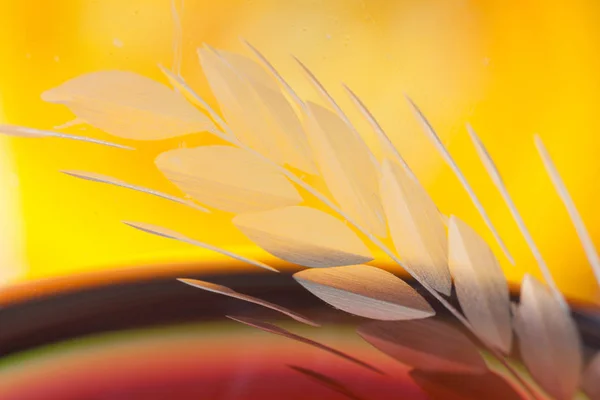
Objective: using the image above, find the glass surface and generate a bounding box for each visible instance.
[1,1,600,400]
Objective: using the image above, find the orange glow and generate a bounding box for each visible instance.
[0,0,600,303]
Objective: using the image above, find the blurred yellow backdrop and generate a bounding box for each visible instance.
[0,0,599,304]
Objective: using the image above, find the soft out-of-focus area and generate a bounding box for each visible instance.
[0,0,599,303]
[0,321,424,400]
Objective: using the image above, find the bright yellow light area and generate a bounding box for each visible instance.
[0,0,599,304]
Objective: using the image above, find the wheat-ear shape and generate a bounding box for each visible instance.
[3,41,599,400]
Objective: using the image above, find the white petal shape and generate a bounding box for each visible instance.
[305,102,386,237]
[513,275,582,400]
[42,71,216,140]
[358,320,486,374]
[233,206,373,268]
[448,216,512,354]
[200,49,315,173]
[0,124,133,149]
[409,370,524,400]
[178,279,318,326]
[155,145,302,213]
[293,265,434,320]
[227,316,383,374]
[124,221,278,272]
[583,352,600,400]
[63,170,209,213]
[380,159,452,295]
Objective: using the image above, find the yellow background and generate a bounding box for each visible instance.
[0,0,599,304]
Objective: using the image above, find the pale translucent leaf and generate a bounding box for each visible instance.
[220,51,315,173]
[358,320,486,374]
[0,124,133,149]
[227,316,383,374]
[293,265,434,320]
[178,278,318,326]
[124,221,278,272]
[159,65,213,112]
[410,370,524,400]
[405,96,514,264]
[448,215,512,354]
[294,58,366,145]
[202,49,315,173]
[513,275,582,400]
[253,84,316,173]
[344,87,454,229]
[155,145,302,213]
[218,50,279,91]
[288,365,365,400]
[583,352,600,400]
[294,57,343,113]
[158,64,235,143]
[198,48,284,164]
[343,85,413,177]
[535,135,600,285]
[380,159,452,295]
[305,102,386,237]
[295,59,381,187]
[42,71,216,140]
[233,206,373,268]
[468,125,566,309]
[63,170,209,213]
[242,40,305,110]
